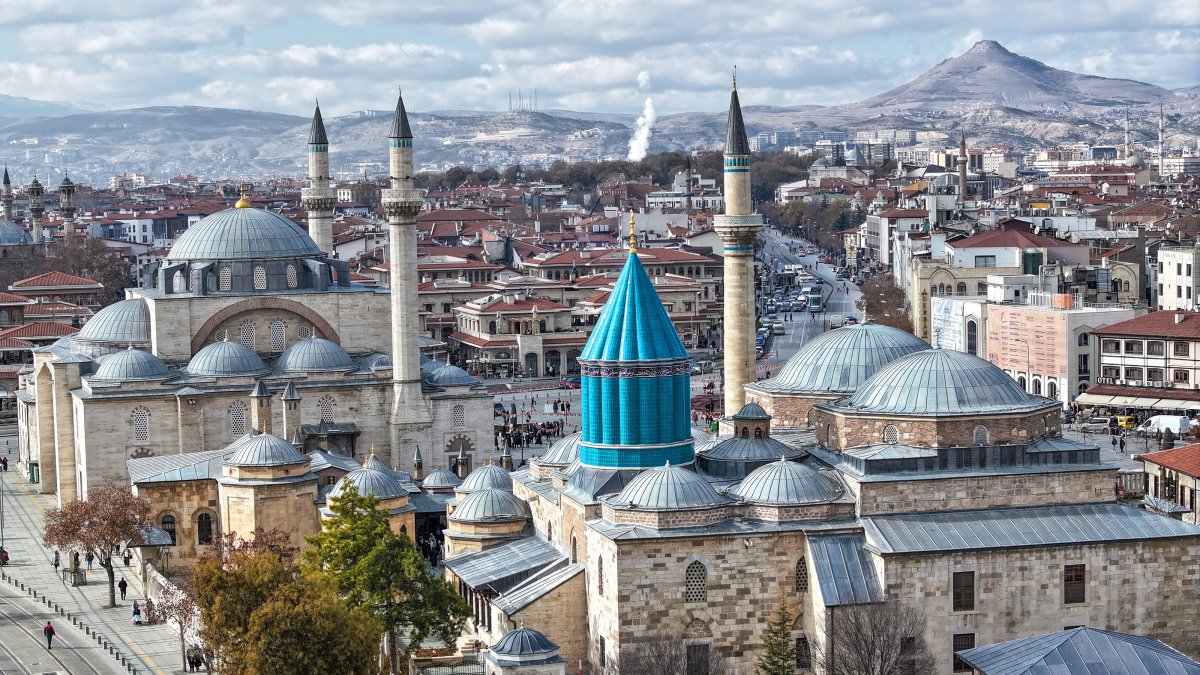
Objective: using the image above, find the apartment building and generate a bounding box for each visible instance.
[1157,247,1200,311]
[1080,312,1200,413]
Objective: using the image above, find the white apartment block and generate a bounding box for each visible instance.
[1157,248,1200,311]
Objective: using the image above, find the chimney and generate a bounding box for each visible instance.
[1176,311,1185,325]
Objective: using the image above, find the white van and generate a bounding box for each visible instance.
[1136,415,1194,436]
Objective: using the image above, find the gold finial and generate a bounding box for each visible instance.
[732,66,737,91]
[629,208,637,253]
[234,183,251,209]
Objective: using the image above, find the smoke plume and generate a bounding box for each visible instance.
[627,97,656,161]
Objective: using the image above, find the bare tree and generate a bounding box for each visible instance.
[611,630,729,675]
[856,276,914,333]
[813,603,936,675]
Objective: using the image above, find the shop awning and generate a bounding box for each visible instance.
[1127,397,1163,407]
[1074,393,1114,406]
[1151,399,1200,410]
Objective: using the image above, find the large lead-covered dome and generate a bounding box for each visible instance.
[611,463,728,510]
[756,323,929,395]
[166,208,322,261]
[0,219,31,245]
[449,488,529,523]
[75,297,151,346]
[731,459,843,505]
[188,340,270,377]
[226,434,308,467]
[841,349,1049,415]
[276,337,355,373]
[91,348,171,382]
[459,464,513,493]
[329,467,406,501]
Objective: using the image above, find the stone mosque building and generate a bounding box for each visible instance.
[13,83,1200,675]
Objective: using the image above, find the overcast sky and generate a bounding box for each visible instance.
[0,0,1196,117]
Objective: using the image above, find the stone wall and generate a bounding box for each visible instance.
[851,470,1117,516]
[511,571,587,666]
[601,503,733,529]
[812,406,1061,450]
[744,388,836,429]
[133,480,221,563]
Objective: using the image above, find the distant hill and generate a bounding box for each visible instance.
[0,94,92,119]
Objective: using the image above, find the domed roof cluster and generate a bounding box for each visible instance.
[425,362,479,387]
[0,219,31,245]
[839,349,1050,416]
[188,340,270,377]
[459,464,513,493]
[491,627,559,657]
[91,348,171,382]
[166,208,323,262]
[421,468,462,489]
[226,434,308,467]
[757,323,929,395]
[276,337,355,373]
[731,459,844,505]
[330,466,407,502]
[75,298,152,347]
[612,463,728,510]
[449,488,529,523]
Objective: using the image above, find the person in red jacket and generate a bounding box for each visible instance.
[43,621,55,649]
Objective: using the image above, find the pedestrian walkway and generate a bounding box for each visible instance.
[0,463,188,674]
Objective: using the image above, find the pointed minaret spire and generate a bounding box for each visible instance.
[308,100,329,145]
[389,88,413,140]
[1,166,12,222]
[301,99,335,254]
[725,73,750,156]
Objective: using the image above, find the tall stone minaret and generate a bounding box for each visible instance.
[957,130,968,204]
[384,90,432,461]
[59,175,76,239]
[301,101,335,255]
[1,167,13,222]
[27,176,45,242]
[713,70,761,415]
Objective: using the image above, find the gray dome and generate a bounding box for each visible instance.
[226,433,308,467]
[698,436,806,463]
[449,488,529,523]
[421,468,462,489]
[367,354,392,369]
[75,298,151,346]
[734,402,770,420]
[420,357,442,377]
[492,628,558,656]
[841,349,1048,416]
[276,337,355,373]
[459,464,514,493]
[188,340,270,377]
[426,363,479,387]
[363,454,394,474]
[730,459,844,505]
[92,348,171,382]
[757,324,929,395]
[539,432,582,466]
[0,219,31,245]
[165,207,322,261]
[612,464,728,511]
[330,467,406,501]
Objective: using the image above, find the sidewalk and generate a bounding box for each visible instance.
[0,465,188,674]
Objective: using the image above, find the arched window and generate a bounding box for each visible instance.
[1033,379,1042,396]
[1078,333,1089,347]
[269,320,286,352]
[973,425,989,446]
[741,427,749,439]
[318,396,335,423]
[161,514,177,545]
[1048,381,1059,399]
[571,536,578,564]
[215,328,228,342]
[132,406,150,443]
[1017,376,1027,390]
[966,321,978,356]
[239,321,255,349]
[298,325,313,339]
[286,264,298,289]
[546,522,553,542]
[452,405,466,428]
[754,427,763,438]
[229,401,248,437]
[597,557,604,594]
[217,266,232,291]
[173,270,186,292]
[883,424,899,444]
[196,513,213,545]
[253,266,267,290]
[956,282,967,296]
[684,560,707,603]
[796,557,809,592]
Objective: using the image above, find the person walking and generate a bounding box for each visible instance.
[1119,436,1127,452]
[85,551,94,571]
[123,549,132,567]
[52,550,60,572]
[43,621,55,649]
[1110,435,1118,451]
[118,578,128,600]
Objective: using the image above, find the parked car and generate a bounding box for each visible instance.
[1080,416,1114,434]
[844,316,860,325]
[559,376,581,389]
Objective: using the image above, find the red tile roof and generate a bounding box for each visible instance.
[449,332,516,347]
[878,209,928,219]
[0,322,78,339]
[1138,443,1200,478]
[948,224,1077,250]
[1092,311,1200,339]
[0,292,31,304]
[11,272,102,289]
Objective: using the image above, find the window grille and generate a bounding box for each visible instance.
[298,325,313,339]
[883,425,899,444]
[253,266,267,290]
[952,634,975,672]
[452,405,466,428]
[795,557,809,592]
[972,425,989,446]
[318,396,335,423]
[240,321,255,349]
[1063,564,1086,604]
[684,561,707,603]
[197,513,213,545]
[229,401,248,436]
[286,264,298,288]
[270,320,286,352]
[952,571,975,611]
[161,514,177,545]
[132,407,150,442]
[218,267,232,291]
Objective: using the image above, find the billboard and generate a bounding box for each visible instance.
[930,296,965,352]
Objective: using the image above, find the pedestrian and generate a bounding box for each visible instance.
[132,601,141,625]
[1110,436,1117,450]
[72,552,80,572]
[123,549,132,567]
[1119,437,1126,452]
[53,550,60,572]
[43,621,55,649]
[86,551,94,570]
[118,578,128,600]
[1,456,7,471]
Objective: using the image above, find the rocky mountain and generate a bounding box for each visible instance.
[0,40,1193,182]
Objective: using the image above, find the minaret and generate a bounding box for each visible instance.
[1,168,12,221]
[300,101,336,255]
[1123,109,1130,161]
[27,176,44,242]
[59,175,76,240]
[250,380,272,436]
[383,90,432,460]
[957,130,968,204]
[713,70,762,415]
[1158,103,1166,178]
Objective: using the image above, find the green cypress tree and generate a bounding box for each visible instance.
[756,601,797,675]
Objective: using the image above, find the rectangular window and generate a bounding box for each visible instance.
[974,255,996,268]
[1178,263,1183,275]
[1101,366,1121,378]
[686,643,711,675]
[599,637,606,670]
[952,634,976,672]
[1078,354,1090,375]
[1124,340,1143,355]
[1147,368,1165,382]
[1175,370,1191,384]
[1101,339,1121,354]
[1124,367,1144,381]
[1064,564,1086,604]
[796,636,812,669]
[1147,341,1165,356]
[976,282,987,295]
[1175,342,1191,357]
[952,571,975,611]
[1188,264,1193,276]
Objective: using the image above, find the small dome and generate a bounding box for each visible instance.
[75,298,151,346]
[449,488,529,523]
[362,454,393,474]
[329,467,406,501]
[459,464,514,493]
[730,459,844,505]
[188,340,270,377]
[842,349,1047,415]
[276,337,355,373]
[92,348,171,382]
[734,402,770,420]
[539,432,582,466]
[0,219,31,245]
[757,324,930,395]
[165,207,323,261]
[612,464,728,510]
[226,434,308,467]
[420,357,442,377]
[491,627,558,656]
[421,468,462,489]
[426,363,479,387]
[366,354,391,369]
[698,436,806,463]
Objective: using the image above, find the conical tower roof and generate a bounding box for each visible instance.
[2,167,8,188]
[389,91,412,139]
[308,102,329,145]
[580,252,688,362]
[725,75,750,156]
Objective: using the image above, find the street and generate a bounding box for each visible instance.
[0,580,127,675]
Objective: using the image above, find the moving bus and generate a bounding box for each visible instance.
[807,290,824,313]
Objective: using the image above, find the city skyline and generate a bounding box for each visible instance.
[0,0,1195,118]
